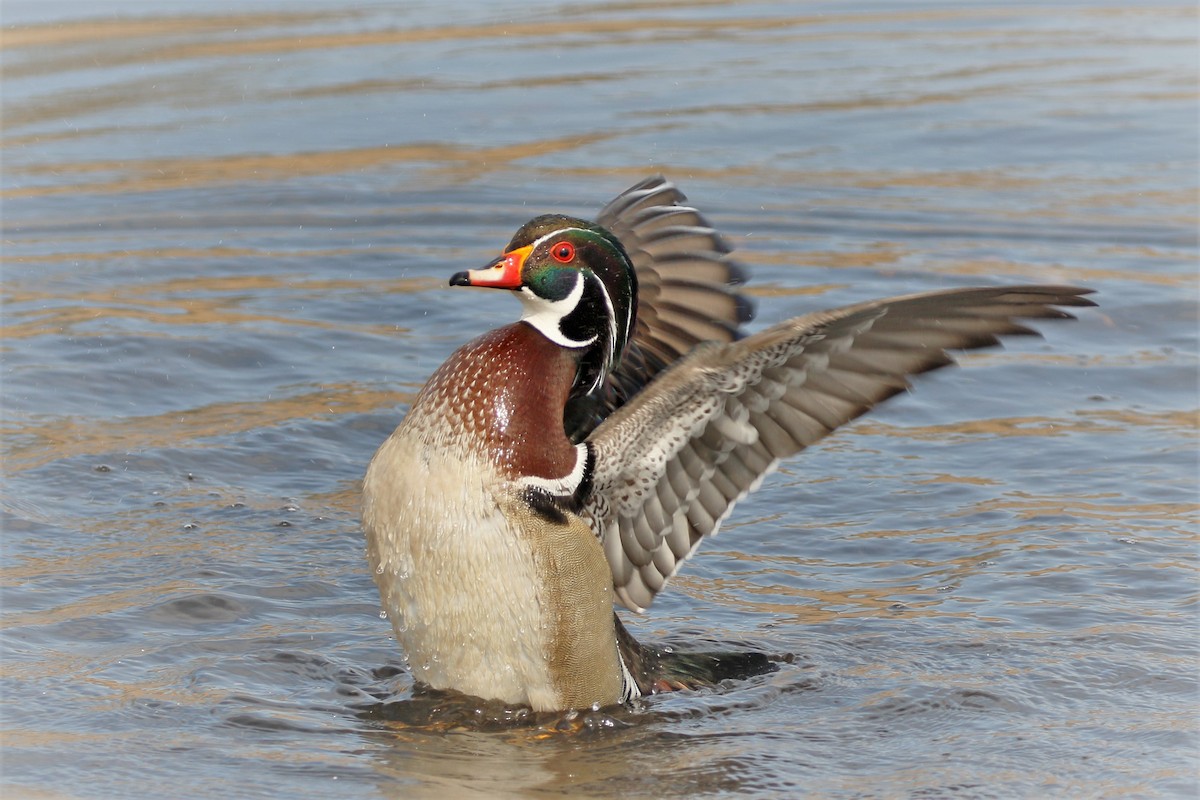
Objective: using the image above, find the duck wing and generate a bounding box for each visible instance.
[581,285,1097,612]
[565,176,754,441]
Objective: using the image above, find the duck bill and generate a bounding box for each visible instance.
[449,245,533,289]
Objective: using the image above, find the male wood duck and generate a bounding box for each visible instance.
[362,176,1094,713]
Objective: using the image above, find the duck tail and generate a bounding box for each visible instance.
[614,614,787,696]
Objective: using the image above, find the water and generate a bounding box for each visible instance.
[2,2,1197,797]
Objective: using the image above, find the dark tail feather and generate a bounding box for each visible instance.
[615,614,788,695]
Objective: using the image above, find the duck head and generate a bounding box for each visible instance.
[450,214,637,397]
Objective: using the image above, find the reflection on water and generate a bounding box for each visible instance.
[2,1,1197,798]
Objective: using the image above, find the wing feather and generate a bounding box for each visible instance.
[566,177,753,440]
[584,285,1096,611]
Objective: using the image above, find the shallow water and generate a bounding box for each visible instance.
[2,1,1197,798]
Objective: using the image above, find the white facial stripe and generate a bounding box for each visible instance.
[518,443,590,495]
[583,271,618,395]
[517,272,597,349]
[529,227,589,252]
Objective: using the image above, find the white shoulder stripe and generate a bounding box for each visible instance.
[517,443,590,496]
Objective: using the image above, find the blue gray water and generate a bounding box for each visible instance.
[3,2,1197,797]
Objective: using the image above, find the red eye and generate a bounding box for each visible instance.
[550,241,575,263]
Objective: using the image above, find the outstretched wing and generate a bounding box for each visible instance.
[565,176,754,441]
[582,285,1097,612]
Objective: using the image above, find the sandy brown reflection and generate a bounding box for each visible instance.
[4,384,415,474]
[3,135,616,198]
[2,274,437,340]
[4,7,1021,76]
[852,406,1198,442]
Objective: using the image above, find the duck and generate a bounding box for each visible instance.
[361,176,1094,713]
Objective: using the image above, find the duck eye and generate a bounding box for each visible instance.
[550,241,575,263]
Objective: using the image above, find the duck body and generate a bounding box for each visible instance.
[363,322,628,710]
[362,177,1095,713]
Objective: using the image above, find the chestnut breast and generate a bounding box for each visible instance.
[407,321,581,481]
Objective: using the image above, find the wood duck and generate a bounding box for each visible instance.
[362,176,1094,713]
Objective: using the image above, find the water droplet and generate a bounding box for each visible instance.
[94,464,111,473]
[378,610,388,619]
[375,565,384,575]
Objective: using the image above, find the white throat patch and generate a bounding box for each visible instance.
[517,271,597,349]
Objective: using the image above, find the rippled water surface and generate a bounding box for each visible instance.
[3,2,1197,798]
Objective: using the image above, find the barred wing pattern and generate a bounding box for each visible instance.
[566,176,754,441]
[583,286,1097,612]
